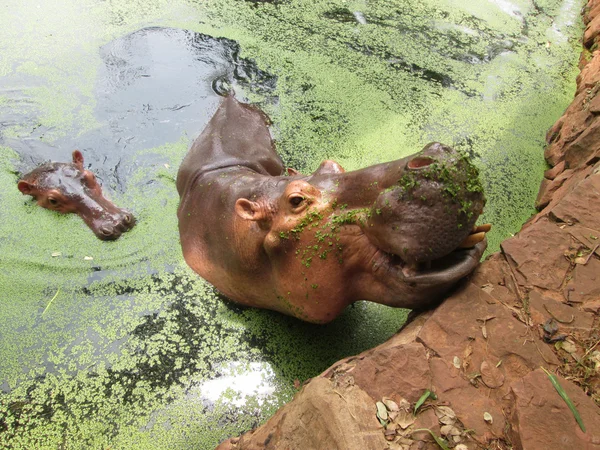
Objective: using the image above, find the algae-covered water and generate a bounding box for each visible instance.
[0,0,583,448]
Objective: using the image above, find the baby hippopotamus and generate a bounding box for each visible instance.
[18,151,135,240]
[177,96,488,323]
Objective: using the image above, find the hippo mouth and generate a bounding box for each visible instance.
[375,224,490,280]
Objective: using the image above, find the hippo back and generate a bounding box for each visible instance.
[176,96,285,197]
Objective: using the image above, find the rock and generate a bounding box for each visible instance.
[568,257,600,305]
[501,218,571,290]
[549,174,600,228]
[215,377,388,449]
[544,160,566,180]
[509,369,600,449]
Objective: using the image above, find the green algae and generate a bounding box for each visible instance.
[0,0,585,448]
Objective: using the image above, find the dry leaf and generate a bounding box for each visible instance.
[561,339,577,355]
[480,361,505,388]
[483,412,493,423]
[376,401,388,422]
[386,422,398,432]
[398,398,411,411]
[383,398,399,412]
[51,252,61,257]
[396,411,416,430]
[84,256,93,261]
[440,424,461,437]
[482,324,488,339]
[435,406,456,420]
[453,356,461,369]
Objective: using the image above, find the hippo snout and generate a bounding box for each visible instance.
[93,211,136,240]
[364,142,485,265]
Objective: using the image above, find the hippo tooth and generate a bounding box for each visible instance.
[459,231,486,248]
[472,223,492,234]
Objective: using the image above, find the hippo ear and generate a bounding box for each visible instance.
[235,198,267,222]
[72,150,84,169]
[315,160,345,175]
[286,168,301,176]
[17,180,35,195]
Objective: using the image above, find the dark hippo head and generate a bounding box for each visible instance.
[18,151,135,240]
[177,96,488,323]
[363,142,486,270]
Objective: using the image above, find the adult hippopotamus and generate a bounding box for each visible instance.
[18,151,135,240]
[177,96,488,323]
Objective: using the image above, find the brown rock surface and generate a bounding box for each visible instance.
[509,369,600,449]
[218,3,600,449]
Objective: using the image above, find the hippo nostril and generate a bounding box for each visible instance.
[407,156,435,170]
[124,213,133,224]
[100,226,114,236]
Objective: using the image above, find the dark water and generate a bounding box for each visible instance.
[5,27,276,188]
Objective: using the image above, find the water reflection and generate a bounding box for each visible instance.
[194,362,276,407]
[4,27,276,190]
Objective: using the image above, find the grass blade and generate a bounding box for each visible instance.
[42,288,61,316]
[414,390,435,415]
[541,367,586,433]
[413,428,450,450]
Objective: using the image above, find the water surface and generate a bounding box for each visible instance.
[0,0,583,448]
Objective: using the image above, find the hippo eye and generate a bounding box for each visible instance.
[48,198,59,206]
[289,195,305,208]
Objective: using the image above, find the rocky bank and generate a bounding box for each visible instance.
[218,2,600,448]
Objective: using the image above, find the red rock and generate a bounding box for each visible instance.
[536,165,594,220]
[582,299,600,313]
[536,173,569,210]
[501,218,571,290]
[589,91,600,113]
[216,377,387,450]
[564,122,600,169]
[550,174,600,228]
[584,14,600,48]
[350,342,431,403]
[544,160,566,180]
[568,257,600,305]
[527,290,594,335]
[509,369,600,449]
[417,283,559,440]
[576,51,600,95]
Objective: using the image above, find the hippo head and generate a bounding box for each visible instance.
[17,150,135,240]
[233,142,487,321]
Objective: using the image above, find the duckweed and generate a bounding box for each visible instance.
[0,0,583,448]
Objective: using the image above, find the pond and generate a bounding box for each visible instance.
[0,0,583,448]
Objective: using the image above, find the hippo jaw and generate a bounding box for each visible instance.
[304,142,488,303]
[359,143,486,268]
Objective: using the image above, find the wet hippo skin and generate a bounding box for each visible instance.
[18,151,135,240]
[177,96,488,323]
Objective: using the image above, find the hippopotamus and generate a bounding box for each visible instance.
[177,96,488,323]
[18,151,135,240]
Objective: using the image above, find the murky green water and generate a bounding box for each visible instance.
[0,0,583,448]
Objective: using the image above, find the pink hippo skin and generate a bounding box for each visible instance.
[177,96,488,323]
[18,151,135,240]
